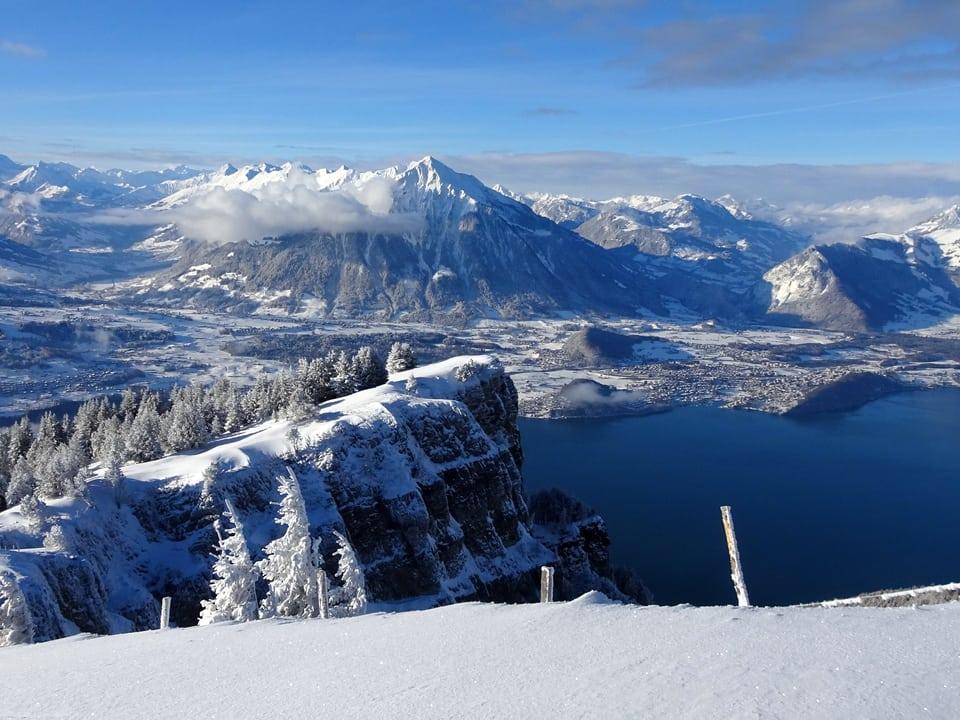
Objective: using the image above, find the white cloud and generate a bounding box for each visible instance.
[0,40,46,58]
[95,174,422,246]
[744,195,960,244]
[0,188,42,215]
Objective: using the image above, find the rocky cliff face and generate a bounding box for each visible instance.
[0,357,639,643]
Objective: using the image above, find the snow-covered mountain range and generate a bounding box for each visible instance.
[2,152,960,331]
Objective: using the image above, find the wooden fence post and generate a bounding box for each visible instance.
[720,506,750,607]
[540,566,555,603]
[160,596,172,629]
[318,569,329,620]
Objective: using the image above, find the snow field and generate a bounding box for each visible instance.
[1,593,958,719]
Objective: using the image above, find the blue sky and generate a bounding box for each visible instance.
[2,0,960,200]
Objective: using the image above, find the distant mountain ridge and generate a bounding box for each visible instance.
[2,151,960,331]
[132,156,661,320]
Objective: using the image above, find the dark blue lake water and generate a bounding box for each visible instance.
[519,389,960,606]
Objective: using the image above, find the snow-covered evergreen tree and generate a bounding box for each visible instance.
[386,341,416,373]
[223,390,244,433]
[331,530,367,618]
[165,391,209,453]
[404,375,419,394]
[243,376,274,423]
[0,430,10,506]
[455,358,484,382]
[352,346,388,390]
[6,417,32,465]
[103,450,126,507]
[126,397,163,462]
[286,426,304,459]
[313,353,340,402]
[19,493,43,533]
[330,351,357,396]
[6,457,36,507]
[26,412,59,468]
[118,387,139,423]
[283,381,313,421]
[42,523,70,553]
[198,498,259,625]
[199,460,222,511]
[35,444,82,499]
[257,468,318,619]
[69,399,99,461]
[0,572,34,646]
[92,416,123,465]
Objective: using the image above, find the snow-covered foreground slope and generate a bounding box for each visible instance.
[2,592,958,719]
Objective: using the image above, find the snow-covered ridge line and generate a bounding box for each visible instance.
[816,581,960,608]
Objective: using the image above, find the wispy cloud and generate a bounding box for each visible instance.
[1,40,46,58]
[447,151,960,208]
[635,0,960,86]
[515,0,960,86]
[525,106,578,116]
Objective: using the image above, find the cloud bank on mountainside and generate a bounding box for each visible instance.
[96,171,423,246]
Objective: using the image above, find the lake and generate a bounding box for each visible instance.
[519,389,960,606]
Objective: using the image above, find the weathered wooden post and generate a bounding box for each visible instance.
[720,506,750,607]
[540,565,555,603]
[159,596,172,629]
[318,569,329,620]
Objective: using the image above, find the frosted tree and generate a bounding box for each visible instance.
[26,412,59,468]
[0,572,34,646]
[455,358,484,382]
[198,460,223,512]
[6,417,33,465]
[165,392,210,453]
[331,530,367,617]
[198,498,259,625]
[257,468,318,619]
[0,431,10,505]
[70,399,99,461]
[223,389,244,433]
[126,399,163,462]
[296,357,333,404]
[386,341,416,373]
[118,387,139,422]
[286,426,304,458]
[92,416,123,465]
[266,373,291,418]
[59,414,73,444]
[43,523,70,553]
[36,444,82,499]
[243,376,274,423]
[104,450,127,507]
[332,350,358,396]
[283,380,313,421]
[19,493,44,534]
[352,346,387,389]
[5,457,36,507]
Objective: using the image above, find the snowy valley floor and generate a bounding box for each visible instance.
[2,593,958,719]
